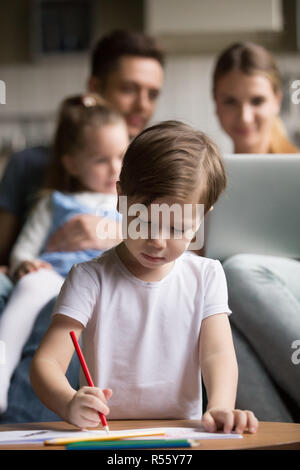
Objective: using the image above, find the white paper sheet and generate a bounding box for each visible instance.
[130,427,243,440]
[0,426,242,445]
[0,429,94,445]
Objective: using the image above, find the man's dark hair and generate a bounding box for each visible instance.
[91,29,165,81]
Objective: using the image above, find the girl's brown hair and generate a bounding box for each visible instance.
[44,93,125,192]
[119,120,226,213]
[213,42,299,153]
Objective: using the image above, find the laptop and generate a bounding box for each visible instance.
[204,153,300,261]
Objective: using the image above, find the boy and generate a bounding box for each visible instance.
[30,121,258,434]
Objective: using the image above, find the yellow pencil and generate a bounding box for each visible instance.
[45,429,166,446]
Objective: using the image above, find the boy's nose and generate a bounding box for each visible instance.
[147,231,167,249]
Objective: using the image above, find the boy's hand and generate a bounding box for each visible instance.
[67,386,113,429]
[15,259,53,280]
[201,407,259,434]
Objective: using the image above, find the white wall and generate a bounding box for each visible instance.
[0,51,299,156]
[0,55,89,150]
[150,53,232,152]
[145,0,283,34]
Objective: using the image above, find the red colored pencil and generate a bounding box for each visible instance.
[69,331,110,434]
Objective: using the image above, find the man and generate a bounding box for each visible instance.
[0,29,164,423]
[89,29,164,140]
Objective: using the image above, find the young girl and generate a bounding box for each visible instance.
[30,120,258,434]
[0,94,129,412]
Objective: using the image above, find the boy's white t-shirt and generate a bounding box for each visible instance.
[53,247,231,420]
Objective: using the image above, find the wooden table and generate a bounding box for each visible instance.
[0,420,300,450]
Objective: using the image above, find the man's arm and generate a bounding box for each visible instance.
[0,146,49,265]
[46,214,122,252]
[0,209,21,265]
[0,152,26,266]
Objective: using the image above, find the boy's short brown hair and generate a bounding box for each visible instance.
[119,120,226,213]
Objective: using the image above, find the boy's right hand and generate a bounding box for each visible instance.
[67,386,113,429]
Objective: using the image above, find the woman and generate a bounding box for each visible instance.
[212,42,300,422]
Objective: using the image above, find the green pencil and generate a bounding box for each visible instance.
[66,438,197,450]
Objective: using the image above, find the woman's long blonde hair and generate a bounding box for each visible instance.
[213,42,299,153]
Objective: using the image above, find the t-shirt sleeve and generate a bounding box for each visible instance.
[9,195,52,276]
[202,260,232,319]
[52,263,99,326]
